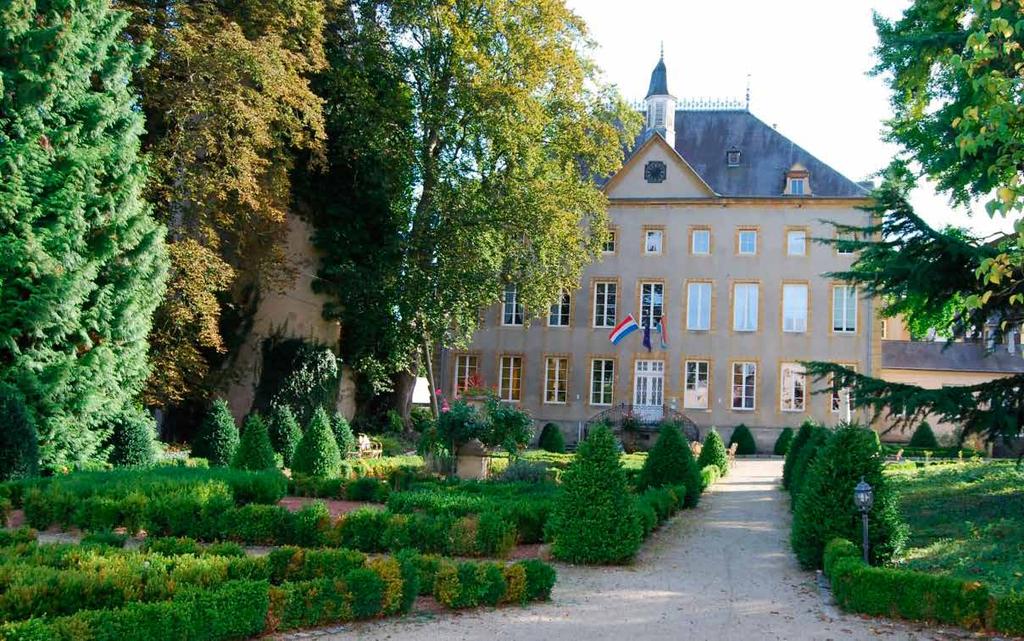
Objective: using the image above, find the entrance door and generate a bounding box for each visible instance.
[633,360,664,423]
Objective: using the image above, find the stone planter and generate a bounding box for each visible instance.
[455,438,490,480]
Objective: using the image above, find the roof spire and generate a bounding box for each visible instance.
[660,41,664,60]
[745,73,751,111]
[645,50,670,98]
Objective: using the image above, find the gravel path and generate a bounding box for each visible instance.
[273,460,979,641]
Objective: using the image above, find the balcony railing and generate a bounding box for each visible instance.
[583,403,700,443]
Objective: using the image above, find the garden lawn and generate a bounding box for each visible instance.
[891,461,1024,595]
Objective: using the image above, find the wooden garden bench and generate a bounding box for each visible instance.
[690,441,702,457]
[357,433,383,459]
[727,442,738,465]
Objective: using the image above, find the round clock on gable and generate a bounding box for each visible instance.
[644,160,666,183]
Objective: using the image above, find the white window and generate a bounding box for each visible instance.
[653,100,665,127]
[499,355,522,402]
[502,284,523,326]
[737,229,757,255]
[782,284,808,333]
[733,283,759,332]
[602,229,616,253]
[645,229,663,255]
[692,229,710,255]
[731,362,756,410]
[453,354,479,396]
[837,231,856,255]
[787,230,807,256]
[687,282,712,330]
[831,366,856,414]
[548,290,570,327]
[639,282,664,329]
[790,178,805,195]
[832,285,857,333]
[880,319,888,339]
[544,357,568,404]
[684,360,710,409]
[780,362,806,412]
[593,281,617,328]
[590,359,614,405]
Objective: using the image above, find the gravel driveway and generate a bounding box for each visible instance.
[276,460,979,641]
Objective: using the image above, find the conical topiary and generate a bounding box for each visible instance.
[232,413,277,471]
[107,406,158,468]
[192,399,239,467]
[537,422,566,453]
[268,404,302,467]
[331,412,356,459]
[789,427,830,506]
[549,425,643,564]
[729,424,757,455]
[907,421,939,449]
[782,420,818,489]
[0,384,38,481]
[637,423,702,507]
[697,428,729,476]
[773,427,795,456]
[292,407,342,478]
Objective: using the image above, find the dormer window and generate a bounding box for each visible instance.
[784,163,811,196]
[790,178,805,195]
[726,149,741,167]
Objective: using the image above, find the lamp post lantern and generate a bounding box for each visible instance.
[853,477,874,563]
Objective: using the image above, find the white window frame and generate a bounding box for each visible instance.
[831,365,856,414]
[737,230,757,255]
[602,229,616,254]
[790,178,805,195]
[644,229,663,255]
[639,282,664,329]
[544,357,568,405]
[832,285,857,333]
[684,360,710,409]
[731,362,757,410]
[502,284,523,326]
[498,355,523,402]
[548,290,571,327]
[453,354,479,396]
[733,283,759,332]
[686,282,712,330]
[590,358,614,406]
[787,230,807,256]
[836,232,856,255]
[593,281,617,328]
[691,229,710,255]
[782,284,808,333]
[780,362,807,412]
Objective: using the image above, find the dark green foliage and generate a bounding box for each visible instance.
[788,427,830,505]
[331,412,356,459]
[697,429,728,476]
[637,424,702,507]
[291,407,342,478]
[409,407,434,433]
[80,530,129,549]
[267,405,302,467]
[538,423,566,453]
[995,592,1024,636]
[346,568,385,618]
[520,558,556,601]
[345,477,387,502]
[908,421,939,449]
[0,384,38,481]
[107,406,158,468]
[192,400,239,467]
[476,511,517,558]
[729,424,757,455]
[0,0,169,473]
[773,427,794,456]
[549,425,642,564]
[232,414,276,471]
[700,465,721,490]
[782,420,817,490]
[791,425,907,569]
[254,338,340,427]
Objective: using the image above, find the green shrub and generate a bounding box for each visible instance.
[332,412,356,459]
[232,414,277,471]
[107,405,158,468]
[537,423,566,453]
[697,428,728,476]
[291,407,342,478]
[782,420,817,490]
[773,427,794,456]
[520,558,556,600]
[637,423,701,507]
[192,400,239,467]
[549,425,643,564]
[0,384,39,481]
[410,406,434,433]
[476,511,516,558]
[497,460,549,483]
[267,405,302,468]
[337,508,387,552]
[729,424,757,455]
[907,421,939,449]
[994,591,1024,636]
[788,426,830,502]
[346,477,387,502]
[791,425,907,569]
[700,464,720,490]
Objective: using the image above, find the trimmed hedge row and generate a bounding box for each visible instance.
[331,508,521,558]
[823,538,1024,636]
[635,484,688,536]
[700,464,721,490]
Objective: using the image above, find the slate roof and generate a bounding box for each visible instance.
[646,57,670,98]
[882,340,1024,374]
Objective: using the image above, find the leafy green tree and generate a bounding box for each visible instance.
[485,398,533,458]
[908,421,939,449]
[698,429,729,477]
[298,0,641,422]
[192,400,239,467]
[292,407,342,478]
[332,412,357,459]
[107,406,158,468]
[538,423,566,454]
[267,405,302,467]
[729,424,758,455]
[773,428,795,456]
[638,423,702,507]
[233,414,277,471]
[549,425,643,564]
[0,384,38,481]
[0,0,168,471]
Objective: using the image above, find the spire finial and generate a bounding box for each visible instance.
[745,73,751,111]
[660,41,664,60]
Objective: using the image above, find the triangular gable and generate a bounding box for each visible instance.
[603,133,717,199]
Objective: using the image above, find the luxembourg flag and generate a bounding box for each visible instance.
[609,314,640,345]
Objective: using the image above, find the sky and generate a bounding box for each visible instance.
[565,0,1015,240]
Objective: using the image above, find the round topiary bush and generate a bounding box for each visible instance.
[782,419,818,490]
[773,427,795,456]
[267,404,302,467]
[791,424,907,569]
[107,405,158,467]
[637,423,702,507]
[232,413,277,471]
[0,384,38,481]
[729,424,757,455]
[789,426,830,505]
[292,407,342,478]
[537,422,566,454]
[332,412,356,459]
[192,399,239,467]
[907,421,939,449]
[697,428,729,476]
[549,425,643,564]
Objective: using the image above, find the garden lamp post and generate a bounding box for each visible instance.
[853,477,874,563]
